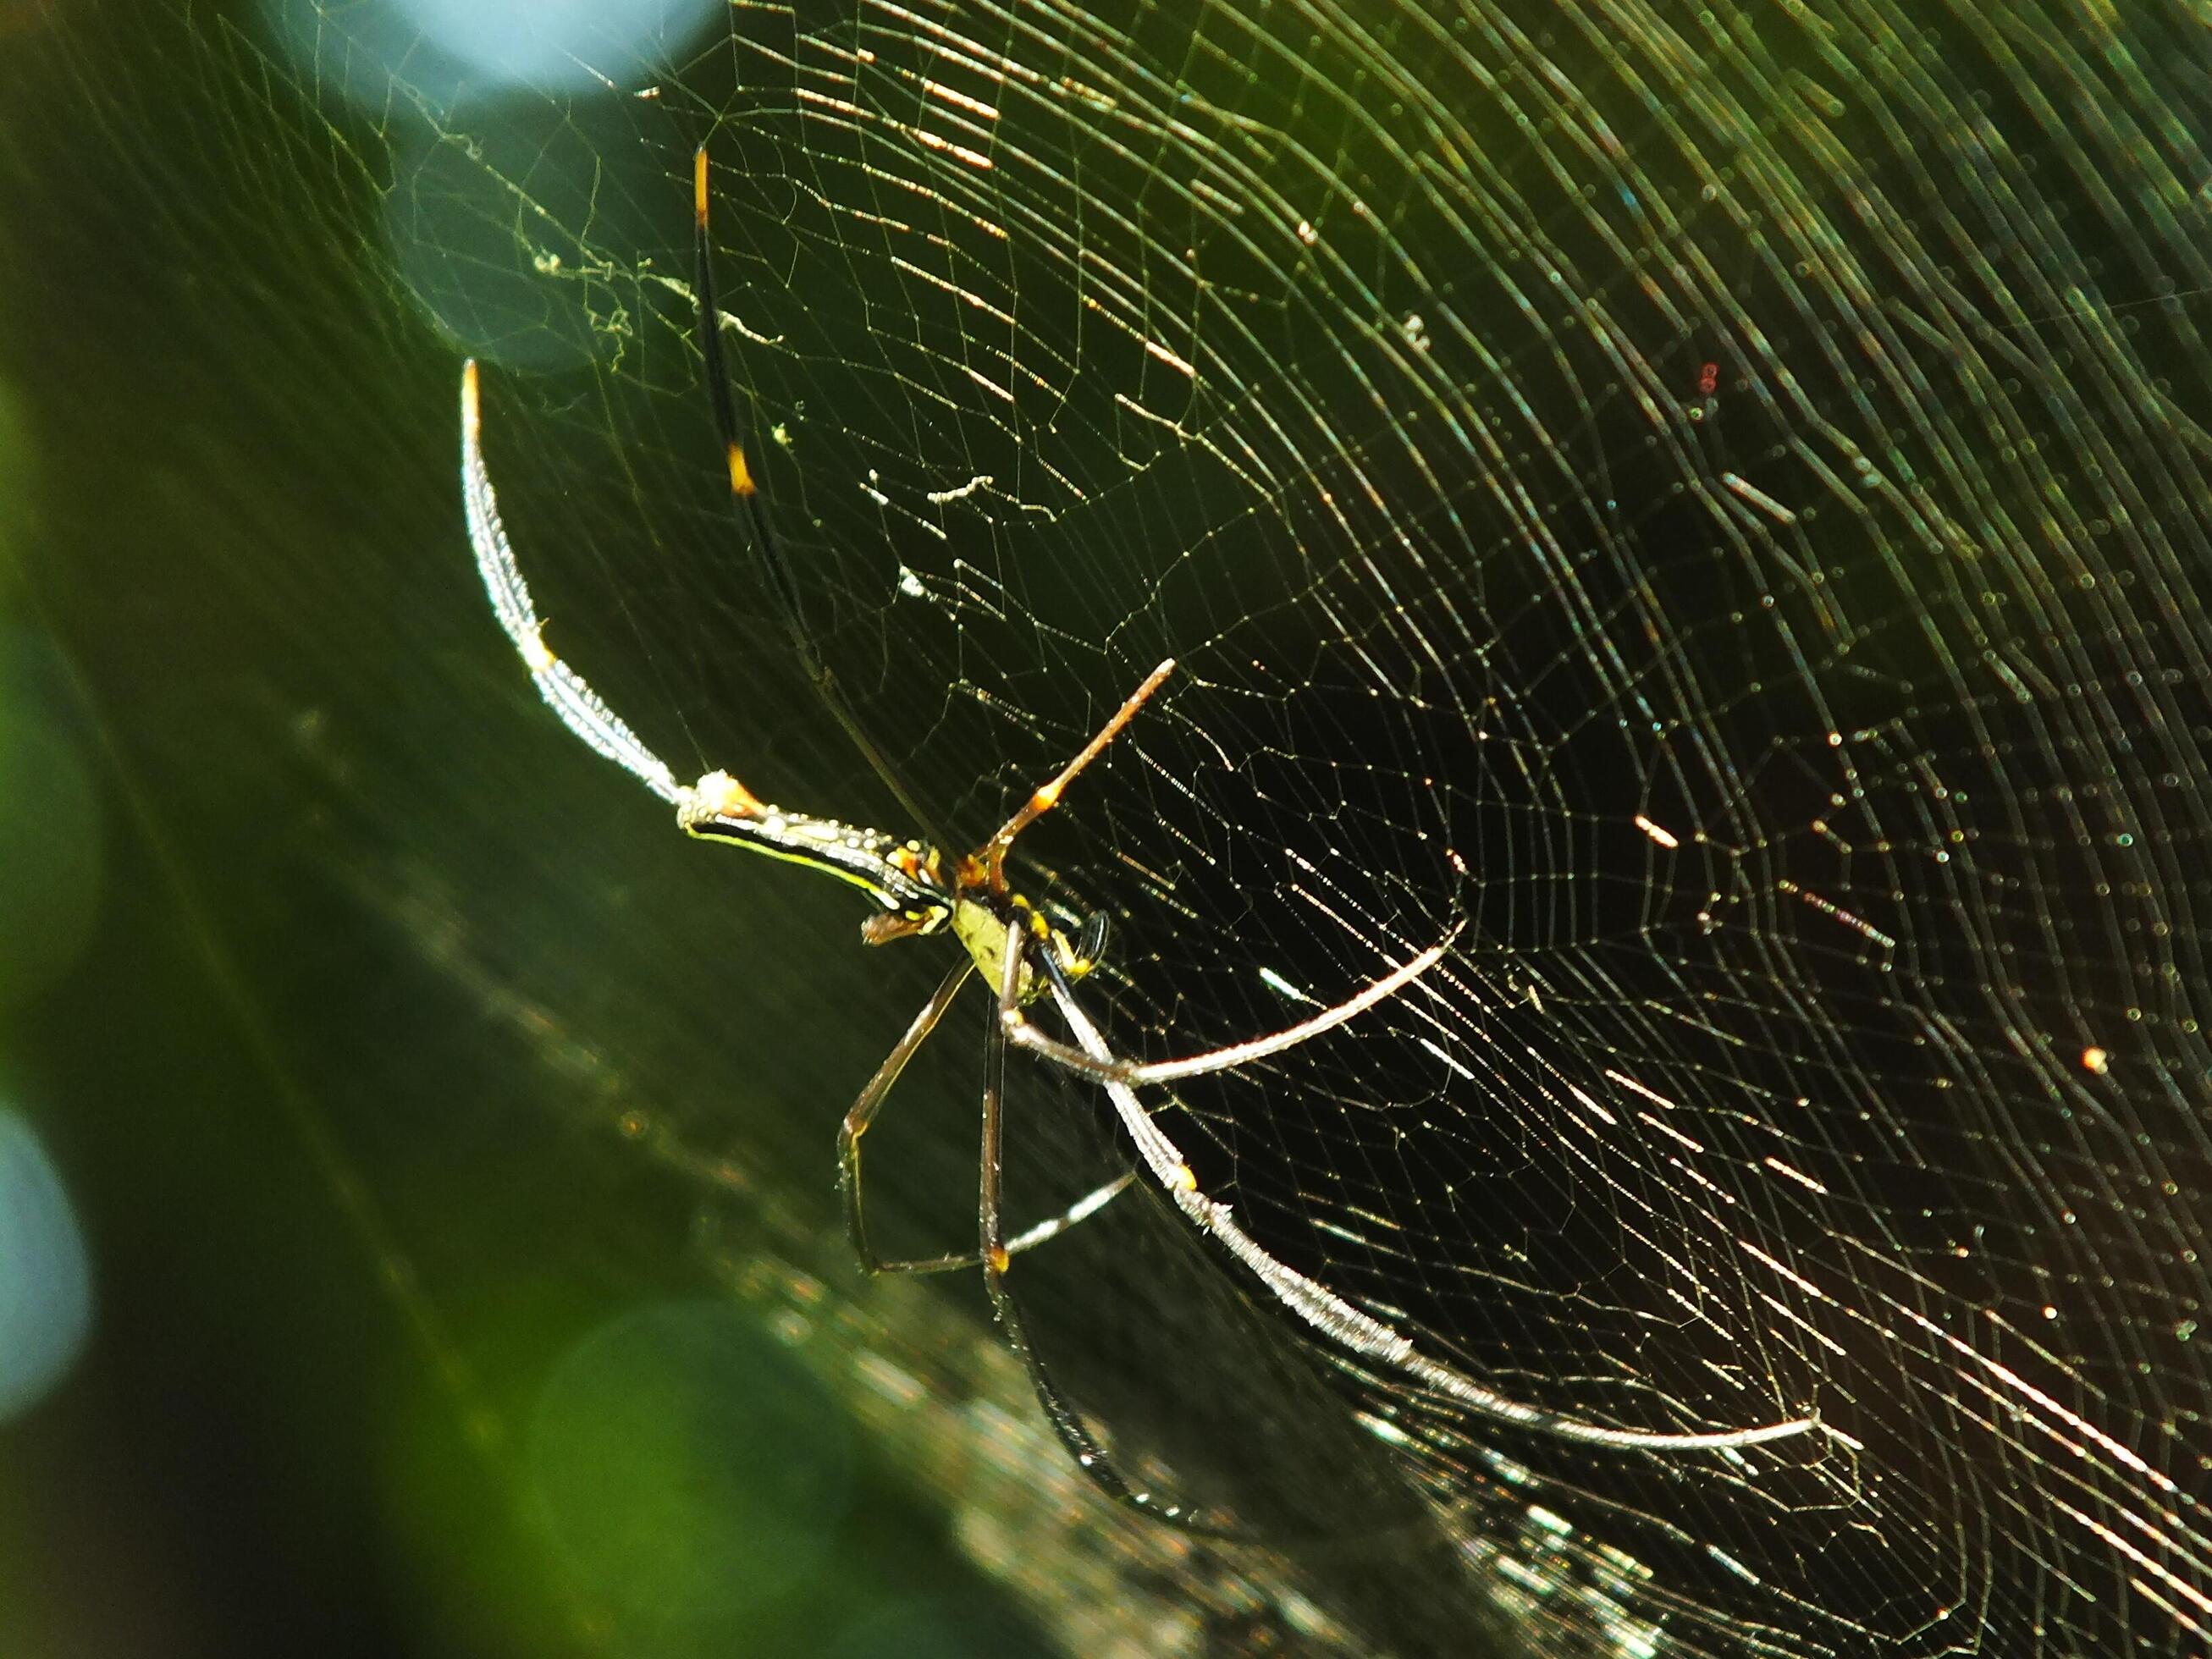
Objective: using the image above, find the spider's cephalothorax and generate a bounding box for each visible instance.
[676,766,1106,1003]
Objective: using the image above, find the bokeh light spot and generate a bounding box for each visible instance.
[263,0,720,111]
[527,1300,855,1623]
[386,0,719,94]
[0,1110,95,1422]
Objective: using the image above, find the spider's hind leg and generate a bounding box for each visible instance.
[841,955,1131,1276]
[976,928,1240,1535]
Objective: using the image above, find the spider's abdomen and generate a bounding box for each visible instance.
[679,769,945,914]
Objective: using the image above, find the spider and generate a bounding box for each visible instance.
[452,148,1823,1529]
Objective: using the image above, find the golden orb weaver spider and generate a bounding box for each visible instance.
[453,148,1823,1531]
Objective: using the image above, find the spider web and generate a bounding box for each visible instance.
[14,0,2212,1654]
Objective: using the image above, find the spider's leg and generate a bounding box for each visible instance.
[692,147,804,640]
[978,928,1238,1533]
[856,1182,1134,1276]
[692,148,957,853]
[841,957,974,1275]
[1004,921,1465,1086]
[460,361,684,804]
[976,658,1174,888]
[1034,953,1825,1455]
[841,956,1132,1275]
[999,1170,1136,1257]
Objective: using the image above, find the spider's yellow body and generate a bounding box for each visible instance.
[678,768,1097,1006]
